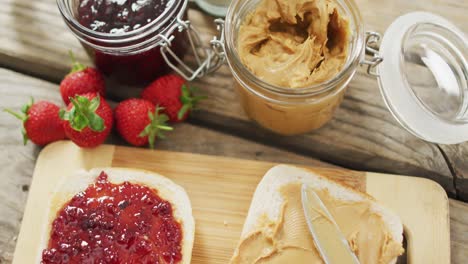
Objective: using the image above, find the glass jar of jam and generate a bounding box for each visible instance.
[57,0,224,85]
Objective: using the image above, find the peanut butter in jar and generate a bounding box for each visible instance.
[234,79,347,135]
[224,0,364,135]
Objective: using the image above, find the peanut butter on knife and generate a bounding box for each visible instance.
[230,183,404,263]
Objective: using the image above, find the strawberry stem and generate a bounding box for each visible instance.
[3,108,26,121]
[3,97,34,145]
[69,51,86,74]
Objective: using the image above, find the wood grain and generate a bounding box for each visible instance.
[0,0,466,199]
[0,67,331,262]
[12,143,116,264]
[438,145,468,200]
[0,65,466,263]
[0,67,334,168]
[0,68,66,263]
[366,173,450,264]
[113,146,367,263]
[449,199,468,263]
[12,141,363,264]
[0,0,466,260]
[14,141,451,263]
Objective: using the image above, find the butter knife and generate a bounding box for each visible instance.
[301,184,360,264]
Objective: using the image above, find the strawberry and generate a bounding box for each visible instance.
[4,98,66,145]
[141,74,205,122]
[60,51,106,105]
[115,98,172,148]
[60,93,113,148]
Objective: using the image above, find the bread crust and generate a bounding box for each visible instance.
[236,165,403,264]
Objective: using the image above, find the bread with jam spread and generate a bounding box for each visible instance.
[38,168,194,263]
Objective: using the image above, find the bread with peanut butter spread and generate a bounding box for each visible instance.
[231,165,404,264]
[37,168,195,263]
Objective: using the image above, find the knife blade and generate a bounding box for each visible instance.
[301,184,360,264]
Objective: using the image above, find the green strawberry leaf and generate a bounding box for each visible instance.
[71,113,89,131]
[60,95,105,132]
[76,96,89,107]
[157,113,169,123]
[88,113,104,132]
[148,130,156,150]
[4,97,35,145]
[180,85,191,104]
[178,85,206,120]
[159,126,173,131]
[89,96,100,112]
[4,108,26,121]
[21,104,28,114]
[177,104,191,120]
[138,127,149,138]
[68,107,76,121]
[21,97,33,114]
[5,96,33,121]
[139,107,173,149]
[59,109,66,120]
[21,127,28,146]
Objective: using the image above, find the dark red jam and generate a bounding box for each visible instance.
[42,172,183,264]
[77,0,169,34]
[75,0,186,85]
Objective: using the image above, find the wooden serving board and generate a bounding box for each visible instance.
[13,141,450,263]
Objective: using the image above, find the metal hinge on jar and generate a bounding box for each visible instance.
[361,31,383,77]
[158,17,226,81]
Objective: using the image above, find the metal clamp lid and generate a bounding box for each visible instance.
[157,12,226,81]
[362,31,383,77]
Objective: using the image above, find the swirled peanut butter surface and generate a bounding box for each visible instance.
[230,183,404,263]
[238,0,350,88]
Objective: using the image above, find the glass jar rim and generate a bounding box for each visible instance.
[56,0,186,44]
[224,0,365,96]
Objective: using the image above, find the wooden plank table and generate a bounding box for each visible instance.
[1,0,468,199]
[0,0,467,263]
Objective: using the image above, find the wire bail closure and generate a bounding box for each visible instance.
[159,16,226,81]
[160,22,383,81]
[361,31,383,77]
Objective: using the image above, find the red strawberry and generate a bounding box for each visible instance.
[60,93,113,148]
[115,98,172,148]
[141,74,205,122]
[60,51,106,105]
[4,98,66,145]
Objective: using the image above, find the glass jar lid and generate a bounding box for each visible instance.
[376,12,468,144]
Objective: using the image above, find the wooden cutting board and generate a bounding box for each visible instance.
[13,141,450,263]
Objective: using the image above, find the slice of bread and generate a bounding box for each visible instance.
[37,167,195,263]
[234,165,403,264]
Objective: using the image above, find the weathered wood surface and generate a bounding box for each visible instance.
[439,145,468,201]
[0,0,467,199]
[0,68,467,263]
[0,67,333,262]
[450,199,468,263]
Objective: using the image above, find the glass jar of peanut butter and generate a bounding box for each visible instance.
[220,0,468,143]
[223,0,364,135]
